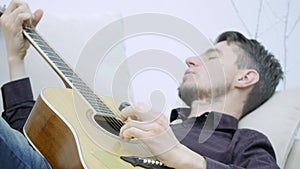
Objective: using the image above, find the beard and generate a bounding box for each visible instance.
[178,82,209,106]
[178,81,228,107]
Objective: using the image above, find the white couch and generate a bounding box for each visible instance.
[239,87,300,168]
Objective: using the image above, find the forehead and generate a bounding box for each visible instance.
[212,41,238,61]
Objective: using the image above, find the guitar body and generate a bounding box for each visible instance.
[24,88,150,169]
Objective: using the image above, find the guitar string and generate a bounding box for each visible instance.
[24,27,152,156]
[24,27,125,126]
[1,5,152,158]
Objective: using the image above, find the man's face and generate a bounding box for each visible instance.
[178,41,240,106]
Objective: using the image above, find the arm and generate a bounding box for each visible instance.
[229,129,280,169]
[1,78,35,133]
[119,103,279,169]
[0,0,43,133]
[0,0,43,81]
[119,103,207,169]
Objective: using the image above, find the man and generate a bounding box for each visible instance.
[119,33,283,168]
[1,0,282,169]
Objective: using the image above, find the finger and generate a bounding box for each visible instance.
[120,120,141,139]
[120,120,163,140]
[5,2,41,29]
[120,120,157,134]
[121,103,159,122]
[32,9,43,27]
[14,12,32,27]
[121,125,151,142]
[4,0,22,13]
[121,127,141,141]
[9,2,32,26]
[120,105,140,122]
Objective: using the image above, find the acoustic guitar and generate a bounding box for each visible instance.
[1,5,172,169]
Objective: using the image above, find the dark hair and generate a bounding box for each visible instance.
[216,31,284,117]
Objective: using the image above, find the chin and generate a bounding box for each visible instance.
[178,84,200,106]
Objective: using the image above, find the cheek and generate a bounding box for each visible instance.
[204,64,229,88]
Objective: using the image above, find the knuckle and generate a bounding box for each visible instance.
[133,102,150,113]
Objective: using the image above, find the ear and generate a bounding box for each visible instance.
[234,69,259,88]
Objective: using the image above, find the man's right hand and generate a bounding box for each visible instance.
[0,0,43,80]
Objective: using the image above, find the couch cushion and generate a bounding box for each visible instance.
[284,137,300,169]
[239,87,300,168]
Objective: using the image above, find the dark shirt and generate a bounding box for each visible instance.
[1,78,35,134]
[1,78,280,168]
[170,108,280,168]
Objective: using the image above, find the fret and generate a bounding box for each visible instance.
[81,90,94,98]
[88,97,109,109]
[80,91,97,101]
[85,97,99,106]
[95,105,110,113]
[85,97,97,104]
[58,68,73,77]
[77,88,92,96]
[26,32,40,40]
[49,57,64,64]
[44,50,57,56]
[72,80,86,87]
[74,83,90,92]
[54,61,67,68]
[22,26,115,116]
[61,70,74,77]
[55,66,70,74]
[72,79,87,86]
[74,82,87,87]
[69,76,82,85]
[95,102,111,111]
[38,45,52,52]
[33,39,46,46]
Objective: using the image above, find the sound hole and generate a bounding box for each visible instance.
[94,115,124,136]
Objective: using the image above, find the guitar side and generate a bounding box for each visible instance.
[24,88,145,169]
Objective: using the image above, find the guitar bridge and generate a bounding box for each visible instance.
[120,156,174,169]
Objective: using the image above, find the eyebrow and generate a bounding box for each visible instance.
[205,48,222,55]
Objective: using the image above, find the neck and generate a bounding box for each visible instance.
[188,97,242,120]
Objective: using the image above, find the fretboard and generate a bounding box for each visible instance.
[23,26,114,115]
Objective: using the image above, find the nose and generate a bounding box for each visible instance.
[185,56,201,67]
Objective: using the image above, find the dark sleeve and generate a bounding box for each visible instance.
[205,129,280,169]
[1,78,35,134]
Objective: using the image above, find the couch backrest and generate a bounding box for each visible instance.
[239,87,300,168]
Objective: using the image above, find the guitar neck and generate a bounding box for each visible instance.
[23,27,75,88]
[23,26,114,115]
[1,5,115,116]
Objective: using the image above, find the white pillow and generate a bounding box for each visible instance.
[239,87,300,168]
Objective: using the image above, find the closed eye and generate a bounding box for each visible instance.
[203,48,222,60]
[208,56,218,60]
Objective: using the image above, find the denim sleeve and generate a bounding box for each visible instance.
[0,117,51,169]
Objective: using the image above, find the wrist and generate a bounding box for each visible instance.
[8,54,25,64]
[164,144,206,169]
[8,56,27,81]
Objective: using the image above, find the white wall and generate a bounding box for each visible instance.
[1,0,300,115]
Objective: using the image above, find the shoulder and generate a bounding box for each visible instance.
[235,128,273,146]
[234,128,276,155]
[237,128,269,139]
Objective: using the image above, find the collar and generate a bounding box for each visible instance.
[170,108,238,131]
